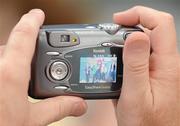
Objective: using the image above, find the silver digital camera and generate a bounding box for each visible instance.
[29,23,143,99]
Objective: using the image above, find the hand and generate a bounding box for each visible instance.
[0,9,87,126]
[113,6,180,126]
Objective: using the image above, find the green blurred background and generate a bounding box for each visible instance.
[0,0,180,126]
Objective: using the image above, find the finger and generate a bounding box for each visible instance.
[113,6,178,55]
[114,6,169,29]
[120,32,150,102]
[138,25,151,37]
[4,9,45,66]
[112,99,118,108]
[29,96,87,126]
[0,45,5,56]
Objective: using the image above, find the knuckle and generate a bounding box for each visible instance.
[161,12,174,22]
[13,23,34,36]
[56,98,73,118]
[57,98,70,116]
[13,14,37,36]
[126,60,149,74]
[27,119,43,126]
[57,103,64,118]
[0,60,22,83]
[0,61,11,81]
[8,36,24,51]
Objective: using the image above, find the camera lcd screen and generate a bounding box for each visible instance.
[79,56,117,83]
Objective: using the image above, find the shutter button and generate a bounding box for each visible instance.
[98,23,120,35]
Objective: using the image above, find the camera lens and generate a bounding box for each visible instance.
[49,61,68,80]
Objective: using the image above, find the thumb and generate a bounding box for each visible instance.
[120,32,150,101]
[29,96,87,126]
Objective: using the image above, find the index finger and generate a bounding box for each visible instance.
[113,6,178,55]
[4,9,45,66]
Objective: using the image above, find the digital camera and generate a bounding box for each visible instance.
[29,23,143,99]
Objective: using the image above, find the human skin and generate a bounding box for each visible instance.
[114,6,180,126]
[0,6,180,126]
[0,9,87,126]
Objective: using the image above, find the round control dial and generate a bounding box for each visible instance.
[49,61,68,80]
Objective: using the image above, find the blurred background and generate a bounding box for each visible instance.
[0,0,180,126]
[1,0,180,47]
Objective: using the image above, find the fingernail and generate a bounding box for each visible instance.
[114,11,126,16]
[113,12,121,16]
[29,9,44,14]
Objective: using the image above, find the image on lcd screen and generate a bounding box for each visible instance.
[79,57,117,83]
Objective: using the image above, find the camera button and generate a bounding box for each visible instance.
[98,23,120,35]
[54,85,69,90]
[123,32,131,40]
[46,52,60,56]
[86,26,96,29]
[50,61,68,81]
[101,42,113,47]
